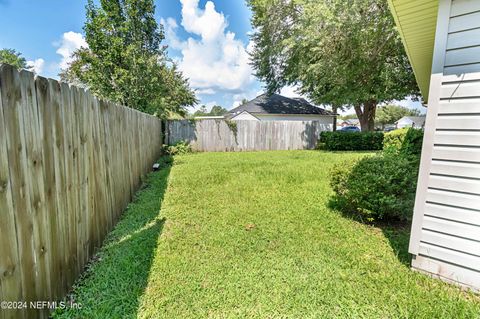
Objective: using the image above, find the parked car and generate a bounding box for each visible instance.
[384,126,396,132]
[338,126,361,132]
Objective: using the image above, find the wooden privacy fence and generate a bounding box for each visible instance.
[0,65,162,318]
[165,119,331,152]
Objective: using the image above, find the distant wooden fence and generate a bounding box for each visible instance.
[0,65,162,318]
[165,119,332,151]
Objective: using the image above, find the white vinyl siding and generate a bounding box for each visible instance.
[256,114,334,124]
[410,0,480,291]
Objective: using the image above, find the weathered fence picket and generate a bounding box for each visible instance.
[166,119,331,152]
[0,65,162,318]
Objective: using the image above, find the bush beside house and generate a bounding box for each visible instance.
[329,128,424,222]
[383,128,424,156]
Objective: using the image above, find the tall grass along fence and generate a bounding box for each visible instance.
[166,119,331,152]
[0,65,162,318]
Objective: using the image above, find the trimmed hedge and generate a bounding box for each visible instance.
[383,128,424,156]
[319,131,384,151]
[330,154,419,222]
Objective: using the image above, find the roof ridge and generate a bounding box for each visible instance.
[228,93,333,116]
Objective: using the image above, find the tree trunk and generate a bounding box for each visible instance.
[354,101,377,132]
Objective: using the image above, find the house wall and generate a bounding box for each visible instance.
[231,113,334,129]
[409,0,480,290]
[396,118,414,129]
[255,114,334,124]
[231,111,260,121]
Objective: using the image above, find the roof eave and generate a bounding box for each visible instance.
[388,0,439,103]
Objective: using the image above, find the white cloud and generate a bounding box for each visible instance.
[26,58,45,75]
[164,0,255,95]
[161,18,185,50]
[181,0,227,43]
[197,88,216,95]
[55,31,88,70]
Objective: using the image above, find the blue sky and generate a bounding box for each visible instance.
[0,0,423,114]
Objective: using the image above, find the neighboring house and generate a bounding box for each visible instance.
[338,119,360,128]
[337,119,360,131]
[389,0,480,291]
[395,116,426,129]
[226,94,335,128]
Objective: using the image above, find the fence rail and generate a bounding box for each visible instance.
[0,65,162,318]
[166,119,332,152]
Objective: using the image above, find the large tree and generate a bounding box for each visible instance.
[209,105,228,116]
[0,49,29,69]
[193,105,209,117]
[248,0,419,131]
[62,0,197,117]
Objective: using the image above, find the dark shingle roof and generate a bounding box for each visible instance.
[228,94,333,116]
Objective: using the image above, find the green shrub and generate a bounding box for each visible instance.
[319,131,384,151]
[330,154,419,221]
[383,128,424,156]
[163,140,192,155]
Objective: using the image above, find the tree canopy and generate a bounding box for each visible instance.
[210,105,228,116]
[0,49,29,69]
[61,0,197,118]
[193,105,209,117]
[248,0,419,131]
[193,105,228,117]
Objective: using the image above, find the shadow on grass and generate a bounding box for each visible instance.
[379,222,411,267]
[328,196,412,267]
[52,157,172,319]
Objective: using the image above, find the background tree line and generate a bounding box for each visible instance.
[339,105,422,128]
[193,105,229,117]
[0,49,30,70]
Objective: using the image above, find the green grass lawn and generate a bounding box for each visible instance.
[53,151,480,319]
